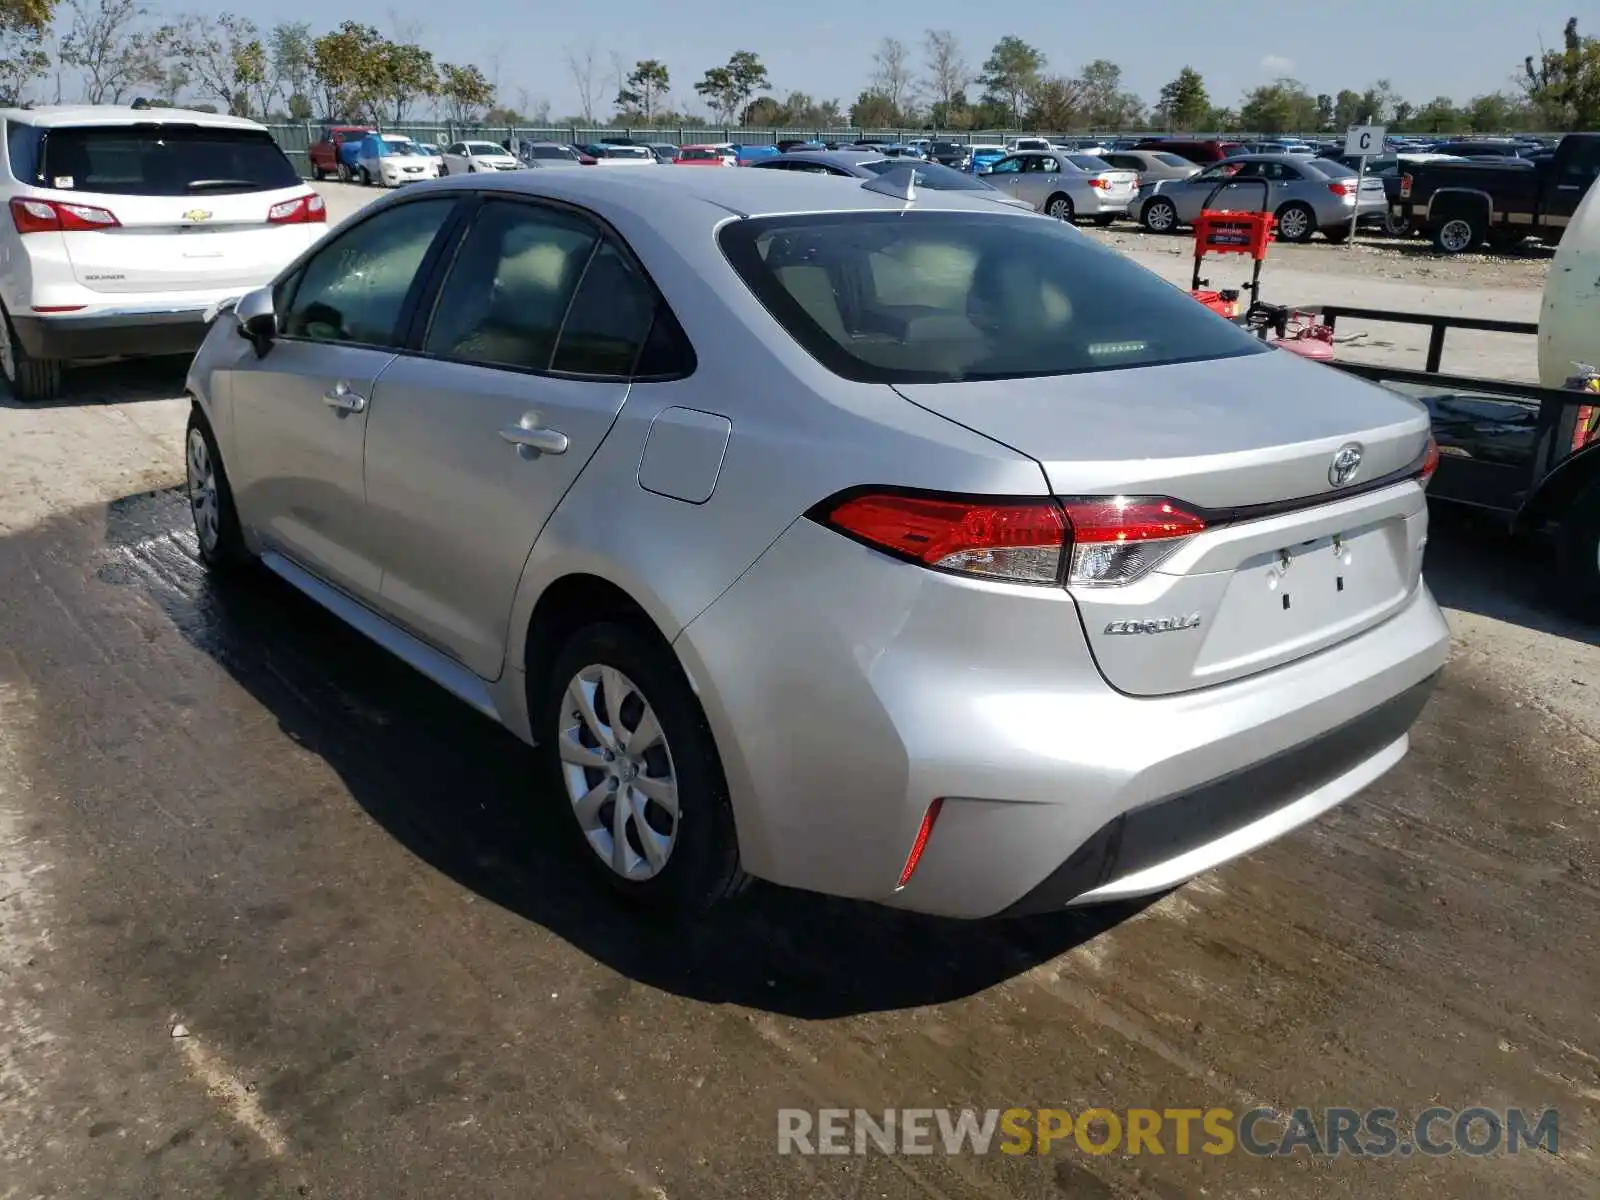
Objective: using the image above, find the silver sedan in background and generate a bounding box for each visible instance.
[980,150,1138,223]
[750,149,1034,210]
[1100,149,1202,183]
[183,167,1446,920]
[1136,153,1389,242]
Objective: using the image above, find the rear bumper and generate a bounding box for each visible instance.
[1079,193,1134,216]
[10,306,211,362]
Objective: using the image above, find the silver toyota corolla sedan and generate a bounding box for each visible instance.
[184,168,1449,919]
[1137,154,1389,242]
[980,150,1139,223]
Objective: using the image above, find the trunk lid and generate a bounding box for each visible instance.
[54,186,316,293]
[894,350,1432,696]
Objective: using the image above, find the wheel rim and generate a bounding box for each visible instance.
[186,428,220,554]
[1279,208,1310,240]
[1439,219,1473,252]
[558,664,679,881]
[1147,201,1175,230]
[1048,198,1071,220]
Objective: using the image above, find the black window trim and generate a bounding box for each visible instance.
[274,193,473,352]
[401,191,696,384]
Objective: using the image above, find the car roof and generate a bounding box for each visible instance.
[0,103,267,130]
[396,166,1023,228]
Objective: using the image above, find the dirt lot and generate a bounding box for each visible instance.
[1,185,1597,1199]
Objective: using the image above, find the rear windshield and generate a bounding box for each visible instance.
[857,159,992,191]
[929,142,961,153]
[1067,154,1112,171]
[719,212,1268,384]
[1302,158,1357,178]
[1154,152,1192,167]
[528,145,578,160]
[679,148,720,160]
[32,124,299,196]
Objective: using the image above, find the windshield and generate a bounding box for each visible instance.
[464,142,503,155]
[719,212,1267,384]
[857,159,994,191]
[679,148,721,161]
[930,142,960,154]
[381,138,420,156]
[35,124,301,195]
[604,146,651,158]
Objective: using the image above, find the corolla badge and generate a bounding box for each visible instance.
[1104,614,1202,635]
[183,209,212,222]
[1329,442,1364,487]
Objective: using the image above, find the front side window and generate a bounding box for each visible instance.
[986,157,1023,175]
[33,124,300,195]
[281,198,457,346]
[720,211,1268,384]
[423,200,600,371]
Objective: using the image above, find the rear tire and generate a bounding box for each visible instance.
[1430,215,1483,254]
[358,166,372,186]
[538,621,746,918]
[312,163,326,181]
[1556,480,1600,619]
[1045,193,1074,221]
[1,304,64,401]
[439,163,449,176]
[185,406,249,572]
[1274,202,1316,243]
[336,161,351,183]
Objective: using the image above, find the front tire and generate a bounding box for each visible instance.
[1045,193,1074,222]
[185,407,249,572]
[337,161,351,183]
[540,621,745,917]
[1,304,64,401]
[312,164,326,181]
[358,166,372,186]
[1275,202,1316,244]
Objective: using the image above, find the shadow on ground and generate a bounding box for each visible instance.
[0,354,191,410]
[79,487,1141,1019]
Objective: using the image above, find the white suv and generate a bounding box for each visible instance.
[1,105,329,400]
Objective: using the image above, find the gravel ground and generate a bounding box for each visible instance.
[0,181,1595,1199]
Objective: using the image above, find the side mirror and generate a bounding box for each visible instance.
[235,286,276,354]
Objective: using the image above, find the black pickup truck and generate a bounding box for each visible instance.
[1391,132,1600,254]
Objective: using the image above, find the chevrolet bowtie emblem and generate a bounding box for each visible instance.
[183,209,212,222]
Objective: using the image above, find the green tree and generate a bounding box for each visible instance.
[869,36,915,122]
[1332,89,1362,129]
[1315,94,1333,129]
[977,35,1044,125]
[368,40,435,123]
[59,0,180,104]
[0,0,53,36]
[438,62,494,124]
[1239,77,1318,133]
[1523,17,1600,130]
[850,89,898,128]
[178,13,265,117]
[1157,66,1209,130]
[0,23,48,103]
[1359,78,1401,122]
[1076,58,1143,128]
[1465,91,1520,132]
[1025,76,1081,131]
[311,20,378,120]
[1410,96,1463,133]
[921,30,969,126]
[617,58,669,123]
[695,50,769,124]
[268,20,314,119]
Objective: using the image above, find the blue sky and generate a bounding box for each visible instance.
[139,0,1583,118]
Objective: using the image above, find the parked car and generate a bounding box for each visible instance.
[1007,137,1054,152]
[581,143,658,166]
[647,143,679,164]
[1132,137,1244,164]
[0,104,326,400]
[1100,149,1200,183]
[513,140,590,168]
[675,145,735,167]
[1136,153,1386,242]
[354,133,441,187]
[1320,153,1468,234]
[966,143,1007,172]
[733,145,781,166]
[1393,132,1600,253]
[749,150,1034,209]
[184,167,1447,918]
[981,150,1137,223]
[440,140,522,175]
[307,124,373,181]
[926,140,965,168]
[415,142,445,174]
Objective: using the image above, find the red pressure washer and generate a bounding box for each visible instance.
[1188,176,1335,362]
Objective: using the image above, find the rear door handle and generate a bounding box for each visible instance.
[323,381,367,413]
[499,424,569,456]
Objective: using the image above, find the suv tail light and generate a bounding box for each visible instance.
[1399,173,1413,199]
[809,490,1207,587]
[1327,181,1355,197]
[10,196,120,234]
[267,193,327,224]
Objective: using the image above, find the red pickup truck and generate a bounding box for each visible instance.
[308,126,374,181]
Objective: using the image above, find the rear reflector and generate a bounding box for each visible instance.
[896,798,944,889]
[267,193,327,224]
[1058,497,1207,587]
[817,491,1067,584]
[10,196,120,234]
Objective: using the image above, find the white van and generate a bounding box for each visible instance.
[0,105,327,400]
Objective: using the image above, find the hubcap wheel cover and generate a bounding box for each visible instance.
[1440,220,1472,252]
[186,428,221,554]
[558,663,680,881]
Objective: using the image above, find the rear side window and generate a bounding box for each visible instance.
[36,124,300,195]
[550,242,658,377]
[6,120,42,182]
[720,212,1268,384]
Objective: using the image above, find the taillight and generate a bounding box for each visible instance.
[1327,181,1355,197]
[896,798,944,890]
[10,196,120,234]
[266,193,326,224]
[1058,497,1207,587]
[1417,436,1440,486]
[814,491,1067,584]
[1399,173,1413,199]
[578,154,597,165]
[809,489,1207,587]
[1089,176,1111,190]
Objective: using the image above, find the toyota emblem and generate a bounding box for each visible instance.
[1329,443,1364,487]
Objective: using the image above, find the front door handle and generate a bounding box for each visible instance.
[499,424,569,456]
[323,381,367,413]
